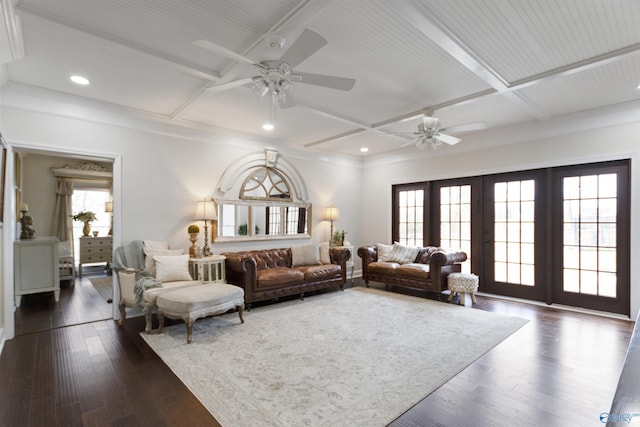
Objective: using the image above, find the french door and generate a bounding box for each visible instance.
[392,160,630,314]
[481,170,548,301]
[551,162,630,314]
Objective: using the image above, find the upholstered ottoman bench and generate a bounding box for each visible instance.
[447,272,479,306]
[156,284,245,343]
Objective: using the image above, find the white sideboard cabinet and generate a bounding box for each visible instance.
[14,237,60,307]
[79,236,113,277]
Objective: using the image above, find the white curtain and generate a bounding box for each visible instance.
[51,178,74,244]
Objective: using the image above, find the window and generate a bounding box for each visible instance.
[71,189,111,260]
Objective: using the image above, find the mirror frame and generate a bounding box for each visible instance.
[214,149,312,243]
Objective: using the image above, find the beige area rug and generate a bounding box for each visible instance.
[141,287,528,427]
[89,276,113,303]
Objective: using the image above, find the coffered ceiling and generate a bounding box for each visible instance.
[2,0,640,156]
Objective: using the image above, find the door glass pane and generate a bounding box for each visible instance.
[398,189,423,246]
[440,185,471,273]
[493,179,535,286]
[562,173,617,297]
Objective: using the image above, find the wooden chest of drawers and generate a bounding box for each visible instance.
[79,236,112,277]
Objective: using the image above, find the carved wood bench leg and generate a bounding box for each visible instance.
[185,318,194,344]
[157,311,164,333]
[118,303,127,326]
[144,305,153,334]
[238,305,245,324]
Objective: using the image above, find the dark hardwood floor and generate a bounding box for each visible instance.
[1,279,634,427]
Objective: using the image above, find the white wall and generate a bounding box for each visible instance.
[361,121,640,318]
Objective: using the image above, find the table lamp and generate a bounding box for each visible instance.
[195,199,217,257]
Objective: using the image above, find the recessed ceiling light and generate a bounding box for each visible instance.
[262,122,274,131]
[360,147,369,152]
[70,75,90,85]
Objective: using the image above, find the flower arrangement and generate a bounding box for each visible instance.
[71,211,97,222]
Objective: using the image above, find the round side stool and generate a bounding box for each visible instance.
[447,273,479,306]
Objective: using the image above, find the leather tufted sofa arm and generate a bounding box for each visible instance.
[357,245,377,278]
[429,250,468,293]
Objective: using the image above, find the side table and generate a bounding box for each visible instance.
[189,255,226,283]
[333,245,355,281]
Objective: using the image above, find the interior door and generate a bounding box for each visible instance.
[481,171,547,301]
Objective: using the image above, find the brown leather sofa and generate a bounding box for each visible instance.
[357,245,467,295]
[223,247,351,308]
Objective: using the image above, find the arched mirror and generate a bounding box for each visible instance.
[214,150,311,242]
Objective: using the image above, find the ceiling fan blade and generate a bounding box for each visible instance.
[193,39,256,65]
[435,133,461,145]
[279,29,327,68]
[442,121,487,134]
[205,77,255,94]
[295,72,355,91]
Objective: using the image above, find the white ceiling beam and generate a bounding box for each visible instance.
[393,1,554,121]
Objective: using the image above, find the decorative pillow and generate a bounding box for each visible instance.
[376,243,394,262]
[143,240,169,251]
[153,254,192,283]
[292,244,322,267]
[143,248,183,276]
[386,243,420,264]
[319,242,331,264]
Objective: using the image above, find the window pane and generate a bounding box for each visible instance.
[564,246,579,269]
[580,175,598,198]
[598,248,616,272]
[564,177,580,199]
[580,270,598,295]
[564,269,580,293]
[599,174,617,198]
[494,182,507,202]
[599,198,616,222]
[599,272,617,297]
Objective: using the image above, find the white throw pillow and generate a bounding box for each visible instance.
[143,248,183,276]
[292,244,322,267]
[319,242,331,264]
[153,254,192,283]
[386,243,420,264]
[376,243,394,262]
[143,240,169,251]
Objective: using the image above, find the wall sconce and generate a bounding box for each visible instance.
[324,205,340,245]
[104,200,113,236]
[195,198,217,257]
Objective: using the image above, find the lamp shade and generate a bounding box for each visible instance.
[105,201,113,213]
[195,199,217,221]
[324,206,340,221]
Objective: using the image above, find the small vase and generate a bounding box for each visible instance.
[82,221,91,237]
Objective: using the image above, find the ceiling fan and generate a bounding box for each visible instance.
[193,29,356,120]
[395,116,485,150]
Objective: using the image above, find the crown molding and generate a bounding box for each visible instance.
[1,0,24,64]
